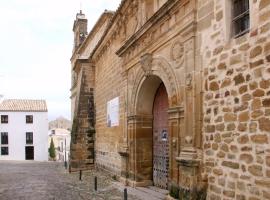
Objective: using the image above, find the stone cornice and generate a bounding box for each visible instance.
[73,58,91,72]
[127,114,153,122]
[77,11,114,55]
[90,0,138,62]
[116,0,178,57]
[168,106,184,114]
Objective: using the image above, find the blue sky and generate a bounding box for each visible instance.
[0,0,121,121]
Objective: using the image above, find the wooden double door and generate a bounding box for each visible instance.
[153,83,169,189]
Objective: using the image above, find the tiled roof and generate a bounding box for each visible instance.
[0,99,47,112]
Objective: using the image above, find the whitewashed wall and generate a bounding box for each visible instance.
[0,111,48,161]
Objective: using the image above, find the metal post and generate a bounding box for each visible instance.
[64,138,67,169]
[94,176,97,191]
[124,188,127,200]
[80,170,82,181]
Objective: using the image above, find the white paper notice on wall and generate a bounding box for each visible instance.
[107,97,119,127]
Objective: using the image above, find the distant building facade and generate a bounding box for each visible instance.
[0,99,48,161]
[48,128,70,162]
[49,116,71,130]
[70,0,270,199]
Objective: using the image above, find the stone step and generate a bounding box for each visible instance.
[113,182,168,200]
[136,186,168,199]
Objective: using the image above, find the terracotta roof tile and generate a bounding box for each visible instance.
[0,99,47,112]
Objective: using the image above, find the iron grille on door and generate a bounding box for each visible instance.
[153,83,169,189]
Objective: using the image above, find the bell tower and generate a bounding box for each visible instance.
[73,10,88,52]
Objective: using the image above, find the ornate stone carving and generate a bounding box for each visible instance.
[185,39,194,52]
[185,136,193,144]
[116,1,139,40]
[128,1,139,16]
[140,53,153,76]
[171,41,184,69]
[126,15,138,38]
[186,73,192,90]
[171,41,184,60]
[118,18,127,40]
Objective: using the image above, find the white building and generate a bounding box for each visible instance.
[0,99,48,161]
[48,128,70,162]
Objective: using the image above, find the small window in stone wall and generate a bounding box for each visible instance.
[232,0,250,37]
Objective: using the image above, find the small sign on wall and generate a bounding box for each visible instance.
[107,97,119,127]
[161,129,168,141]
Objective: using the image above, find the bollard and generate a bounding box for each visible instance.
[124,188,127,200]
[79,170,82,181]
[94,176,97,191]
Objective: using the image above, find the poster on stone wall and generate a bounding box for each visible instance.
[107,97,119,127]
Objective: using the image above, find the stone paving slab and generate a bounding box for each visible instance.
[0,161,169,200]
[113,182,168,200]
[0,161,139,200]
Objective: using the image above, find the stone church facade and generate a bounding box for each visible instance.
[70,0,270,199]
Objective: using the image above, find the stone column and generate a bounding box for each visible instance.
[174,37,205,199]
[127,115,136,183]
[168,106,184,185]
[118,144,129,185]
[127,114,153,187]
[118,70,129,185]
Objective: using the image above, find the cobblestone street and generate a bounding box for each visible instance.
[0,161,168,200]
[0,161,140,200]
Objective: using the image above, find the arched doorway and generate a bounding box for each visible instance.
[126,58,182,189]
[129,75,171,189]
[153,83,169,189]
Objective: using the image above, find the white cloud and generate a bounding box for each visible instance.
[0,0,121,121]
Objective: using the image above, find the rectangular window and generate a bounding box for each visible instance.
[1,132,8,145]
[1,115,8,124]
[26,115,33,124]
[26,132,33,144]
[232,0,250,37]
[1,147,8,155]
